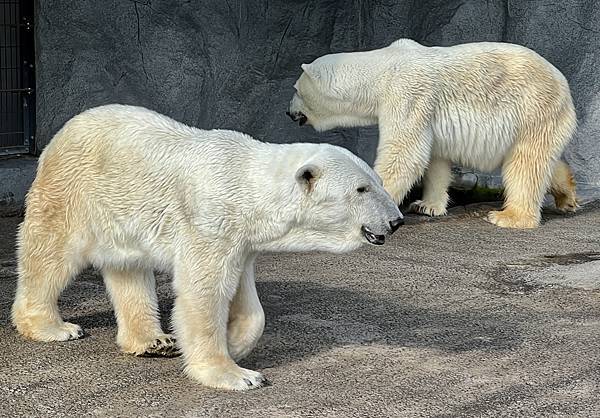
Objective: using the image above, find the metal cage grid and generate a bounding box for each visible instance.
[0,0,34,155]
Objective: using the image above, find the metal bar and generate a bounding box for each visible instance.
[0,87,32,93]
[0,0,33,152]
[10,0,15,136]
[21,0,34,153]
[2,0,7,142]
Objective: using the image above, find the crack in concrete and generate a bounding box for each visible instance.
[133,1,149,80]
[422,1,466,41]
[271,17,294,76]
[501,0,511,41]
[224,0,241,39]
[567,17,600,34]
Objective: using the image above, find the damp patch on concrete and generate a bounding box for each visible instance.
[492,252,600,292]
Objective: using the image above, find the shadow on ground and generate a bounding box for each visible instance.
[40,273,525,371]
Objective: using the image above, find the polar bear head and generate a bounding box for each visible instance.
[286,52,381,132]
[257,144,403,254]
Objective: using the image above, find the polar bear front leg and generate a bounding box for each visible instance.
[103,267,178,357]
[409,158,452,216]
[172,251,267,391]
[374,111,433,205]
[228,255,265,362]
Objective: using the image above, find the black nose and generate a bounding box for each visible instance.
[389,217,404,233]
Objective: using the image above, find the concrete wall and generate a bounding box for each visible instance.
[35,0,600,193]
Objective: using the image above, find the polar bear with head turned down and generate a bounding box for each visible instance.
[287,39,578,229]
[12,104,403,391]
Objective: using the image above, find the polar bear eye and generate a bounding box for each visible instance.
[357,186,369,193]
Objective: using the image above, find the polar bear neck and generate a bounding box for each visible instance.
[211,140,322,251]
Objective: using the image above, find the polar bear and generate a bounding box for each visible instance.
[12,104,403,391]
[287,39,578,228]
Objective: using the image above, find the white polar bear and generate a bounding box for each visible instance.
[287,39,578,228]
[12,104,403,391]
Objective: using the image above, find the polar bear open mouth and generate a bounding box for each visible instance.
[361,225,385,245]
[285,111,308,126]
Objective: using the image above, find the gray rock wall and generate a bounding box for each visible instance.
[35,0,600,190]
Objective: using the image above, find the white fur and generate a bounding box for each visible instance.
[289,39,578,228]
[12,104,401,391]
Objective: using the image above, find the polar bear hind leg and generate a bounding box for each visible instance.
[550,160,578,212]
[409,157,452,216]
[103,267,179,357]
[227,256,265,362]
[12,213,84,341]
[488,119,569,228]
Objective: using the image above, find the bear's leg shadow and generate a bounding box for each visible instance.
[12,219,84,342]
[488,129,558,228]
[374,113,433,205]
[409,157,452,216]
[103,267,178,357]
[227,254,265,362]
[171,248,267,391]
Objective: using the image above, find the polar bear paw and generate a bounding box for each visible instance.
[29,321,84,342]
[125,334,180,358]
[554,193,579,213]
[13,315,84,342]
[185,363,270,391]
[409,199,448,217]
[486,209,539,229]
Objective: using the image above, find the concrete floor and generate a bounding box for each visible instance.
[1,203,599,417]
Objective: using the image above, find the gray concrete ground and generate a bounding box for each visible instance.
[1,203,599,417]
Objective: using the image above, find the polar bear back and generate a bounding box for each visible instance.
[385,41,574,171]
[425,43,573,170]
[39,105,266,204]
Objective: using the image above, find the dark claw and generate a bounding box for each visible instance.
[262,378,272,387]
[162,349,182,358]
[138,351,162,358]
[243,378,252,386]
[159,345,181,357]
[68,328,85,340]
[137,336,180,358]
[138,349,179,358]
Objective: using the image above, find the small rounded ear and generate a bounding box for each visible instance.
[295,164,320,193]
[301,63,320,81]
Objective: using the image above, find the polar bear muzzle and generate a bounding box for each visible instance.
[362,216,404,245]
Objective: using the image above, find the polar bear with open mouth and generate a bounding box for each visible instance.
[12,104,402,390]
[287,39,578,228]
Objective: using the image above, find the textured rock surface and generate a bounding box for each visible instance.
[35,0,600,190]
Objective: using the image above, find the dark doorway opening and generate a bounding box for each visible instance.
[0,0,35,156]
